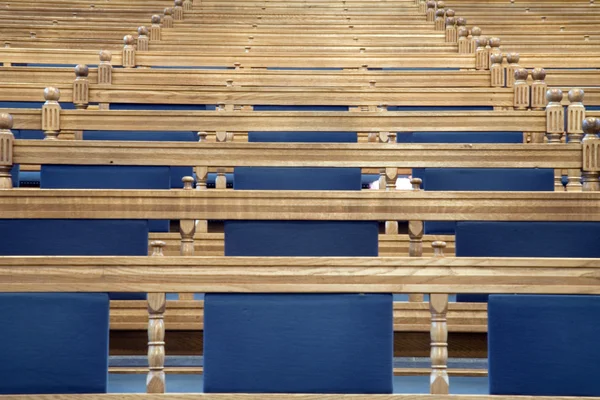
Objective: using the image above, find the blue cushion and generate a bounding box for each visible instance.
[0,219,149,300]
[489,295,600,396]
[41,165,170,232]
[0,293,109,394]
[415,169,554,234]
[0,102,75,110]
[456,221,600,302]
[249,131,357,143]
[388,106,493,111]
[205,130,392,394]
[397,131,523,143]
[83,130,196,188]
[109,103,207,110]
[252,105,349,111]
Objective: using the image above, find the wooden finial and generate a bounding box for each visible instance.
[445,8,454,17]
[150,15,162,41]
[470,26,481,53]
[150,240,166,257]
[137,26,149,51]
[513,68,530,110]
[546,89,565,143]
[490,53,505,87]
[429,241,448,394]
[42,87,61,140]
[456,17,466,27]
[567,89,585,144]
[147,241,166,393]
[163,8,174,28]
[73,64,89,110]
[475,37,490,70]
[0,113,15,189]
[411,177,422,190]
[445,17,457,42]
[426,0,436,22]
[530,68,547,111]
[98,50,112,85]
[432,241,447,257]
[457,27,469,53]
[123,35,136,68]
[506,52,520,87]
[583,117,599,142]
[173,0,184,20]
[234,62,242,70]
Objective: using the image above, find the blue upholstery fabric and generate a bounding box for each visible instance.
[0,293,109,394]
[456,221,600,302]
[388,106,493,111]
[83,130,196,188]
[41,165,170,232]
[0,101,75,110]
[204,131,392,394]
[13,129,45,140]
[11,165,19,187]
[396,131,523,143]
[415,169,553,234]
[488,295,600,396]
[109,103,207,110]
[249,131,357,143]
[0,219,149,300]
[252,105,349,111]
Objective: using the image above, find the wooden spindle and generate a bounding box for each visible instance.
[546,88,565,143]
[137,26,149,51]
[147,241,166,394]
[98,50,112,86]
[582,117,600,192]
[73,64,89,110]
[505,53,520,88]
[163,8,174,28]
[445,16,456,42]
[426,0,436,22]
[408,178,424,303]
[567,89,585,143]
[469,26,481,53]
[513,68,530,110]
[475,37,489,70]
[530,68,547,111]
[430,241,449,394]
[150,15,161,41]
[122,35,136,68]
[42,87,61,140]
[0,113,14,189]
[173,0,184,20]
[490,53,505,87]
[179,177,196,301]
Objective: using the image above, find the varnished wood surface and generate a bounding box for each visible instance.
[12,141,582,169]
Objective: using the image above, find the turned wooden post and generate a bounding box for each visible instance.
[195,132,209,233]
[408,178,424,303]
[150,15,162,41]
[73,64,89,110]
[426,0,436,22]
[469,27,481,53]
[430,241,449,395]
[173,0,184,20]
[137,26,149,51]
[490,53,505,88]
[513,68,530,110]
[582,117,600,191]
[0,113,14,189]
[42,87,61,140]
[385,163,399,235]
[434,9,446,31]
[567,89,585,143]
[488,37,501,69]
[147,241,166,394]
[457,27,469,54]
[505,53,520,88]
[215,131,230,190]
[475,37,489,70]
[419,0,427,14]
[98,50,112,85]
[530,68,547,111]
[445,16,456,42]
[163,8,174,28]
[123,35,136,68]
[178,177,196,301]
[183,0,193,11]
[546,89,565,144]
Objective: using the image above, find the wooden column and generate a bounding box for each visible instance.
[513,68,530,110]
[530,68,547,111]
[179,177,196,301]
[490,53,505,88]
[122,35,136,68]
[42,87,61,140]
[0,113,14,189]
[147,241,166,394]
[137,26,149,51]
[582,117,600,191]
[150,15,162,41]
[408,178,424,303]
[430,241,449,394]
[73,64,89,110]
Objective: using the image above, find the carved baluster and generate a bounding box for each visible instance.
[163,8,174,28]
[582,117,600,191]
[173,0,184,20]
[488,38,501,70]
[546,89,564,144]
[430,241,449,394]
[408,178,424,303]
[0,113,15,189]
[73,64,89,110]
[469,27,481,53]
[445,16,456,43]
[457,27,469,54]
[137,26,149,51]
[490,53,505,88]
[123,35,136,68]
[178,177,196,301]
[147,241,166,393]
[505,53,520,88]
[150,15,161,41]
[475,37,489,70]
[42,87,61,140]
[426,0,436,22]
[567,89,585,143]
[98,50,112,86]
[530,68,547,111]
[513,68,530,110]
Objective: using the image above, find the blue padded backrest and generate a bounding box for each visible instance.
[41,165,170,232]
[397,131,523,143]
[249,131,357,143]
[252,105,348,111]
[0,293,109,394]
[415,169,554,234]
[456,221,600,303]
[83,130,196,189]
[204,131,392,394]
[0,101,75,110]
[488,295,600,396]
[11,165,19,187]
[0,219,149,300]
[388,106,493,111]
[108,103,207,110]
